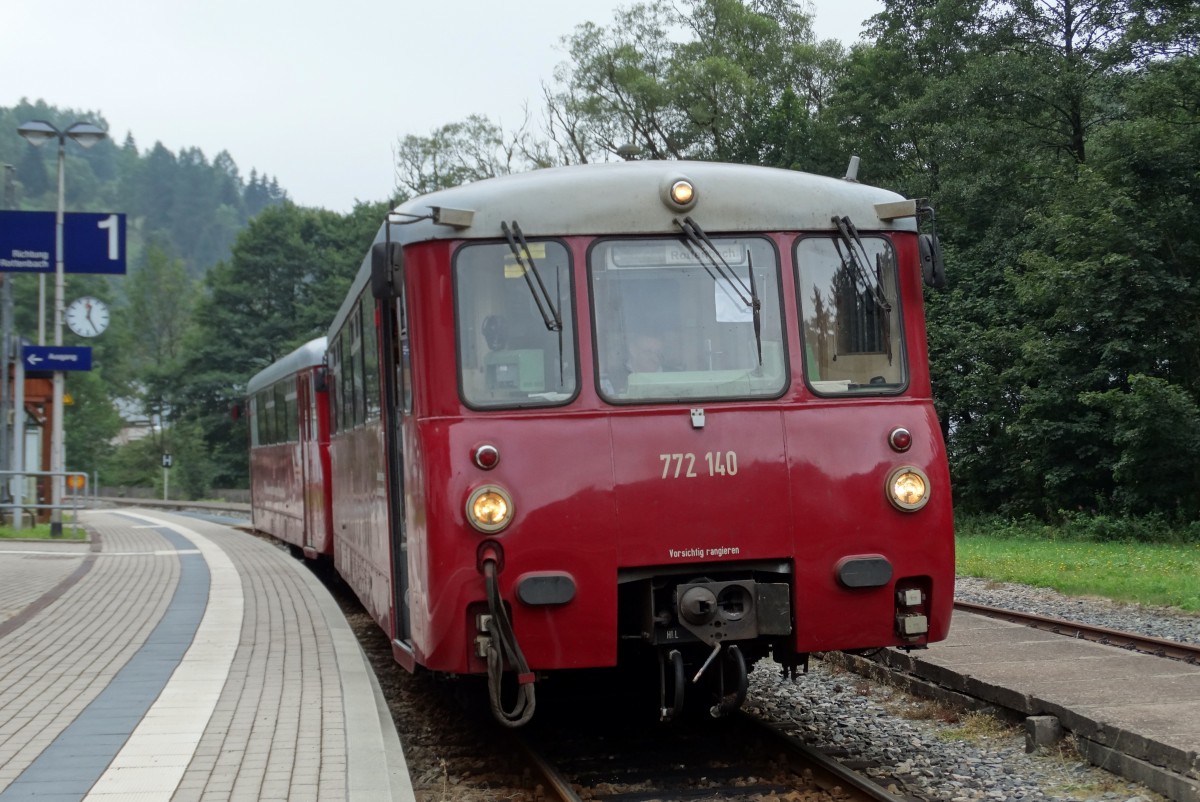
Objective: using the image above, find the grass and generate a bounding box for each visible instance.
[0,519,86,541]
[957,526,1200,612]
[935,711,1016,743]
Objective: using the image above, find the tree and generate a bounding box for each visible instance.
[394,114,546,197]
[547,1,687,162]
[997,0,1137,164]
[1083,375,1200,517]
[669,0,831,164]
[112,245,196,455]
[171,201,390,487]
[64,369,123,481]
[541,0,843,168]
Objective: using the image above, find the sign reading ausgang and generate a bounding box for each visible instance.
[0,210,127,274]
[22,345,93,372]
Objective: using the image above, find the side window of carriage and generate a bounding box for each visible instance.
[398,293,413,415]
[327,337,341,435]
[361,299,382,422]
[795,236,906,394]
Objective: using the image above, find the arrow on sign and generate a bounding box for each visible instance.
[22,345,93,372]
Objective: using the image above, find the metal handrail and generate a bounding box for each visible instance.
[0,469,88,537]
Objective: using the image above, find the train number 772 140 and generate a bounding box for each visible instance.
[659,451,739,479]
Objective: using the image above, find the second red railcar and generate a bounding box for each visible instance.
[247,337,334,560]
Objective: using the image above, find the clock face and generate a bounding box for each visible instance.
[65,296,110,338]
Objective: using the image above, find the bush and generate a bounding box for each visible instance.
[956,512,1200,544]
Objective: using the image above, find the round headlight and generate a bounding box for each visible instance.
[886,466,931,512]
[466,485,514,533]
[670,180,695,206]
[661,175,698,211]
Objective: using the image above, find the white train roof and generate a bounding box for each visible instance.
[384,160,917,245]
[246,336,327,397]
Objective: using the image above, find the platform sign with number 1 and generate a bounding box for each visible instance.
[0,211,126,274]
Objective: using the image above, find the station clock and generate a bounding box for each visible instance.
[65,296,110,338]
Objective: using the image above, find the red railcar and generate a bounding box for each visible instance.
[324,160,954,726]
[246,337,334,559]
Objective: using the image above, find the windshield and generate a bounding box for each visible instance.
[591,237,786,402]
[796,236,906,394]
[455,241,577,408]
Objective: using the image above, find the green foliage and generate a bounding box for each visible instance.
[395,115,544,196]
[1083,376,1200,517]
[64,369,122,476]
[165,419,217,501]
[957,512,1200,544]
[169,200,391,488]
[101,437,162,488]
[539,0,844,168]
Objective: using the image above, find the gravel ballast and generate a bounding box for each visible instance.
[746,576,1200,802]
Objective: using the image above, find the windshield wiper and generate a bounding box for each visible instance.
[832,215,894,365]
[675,216,763,366]
[501,221,562,333]
[832,216,891,315]
[501,221,566,386]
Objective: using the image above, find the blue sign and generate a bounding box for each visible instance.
[0,210,127,274]
[22,345,93,372]
[0,211,55,272]
[64,212,127,274]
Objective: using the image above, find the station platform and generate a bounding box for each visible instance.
[861,609,1200,802]
[0,508,415,802]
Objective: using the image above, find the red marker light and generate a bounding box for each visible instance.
[473,444,500,470]
[889,428,912,452]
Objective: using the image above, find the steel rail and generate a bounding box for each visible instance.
[510,733,583,802]
[514,712,902,802]
[740,712,905,802]
[954,600,1200,664]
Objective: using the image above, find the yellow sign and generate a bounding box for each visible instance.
[63,393,74,405]
[66,474,86,490]
[503,243,547,278]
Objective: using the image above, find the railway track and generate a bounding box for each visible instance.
[512,608,1199,802]
[953,600,1200,664]
[513,706,905,802]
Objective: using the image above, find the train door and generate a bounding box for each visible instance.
[296,373,313,550]
[299,370,326,556]
[374,244,412,647]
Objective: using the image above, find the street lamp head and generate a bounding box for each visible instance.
[17,120,59,147]
[65,122,107,149]
[16,120,107,149]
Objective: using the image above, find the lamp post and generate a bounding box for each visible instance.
[17,120,106,536]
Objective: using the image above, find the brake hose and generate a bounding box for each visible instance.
[483,558,536,727]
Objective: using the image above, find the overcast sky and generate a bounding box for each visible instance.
[2,0,881,213]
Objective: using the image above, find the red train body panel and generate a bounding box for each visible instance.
[252,161,955,725]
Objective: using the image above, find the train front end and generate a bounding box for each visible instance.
[389,162,954,725]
